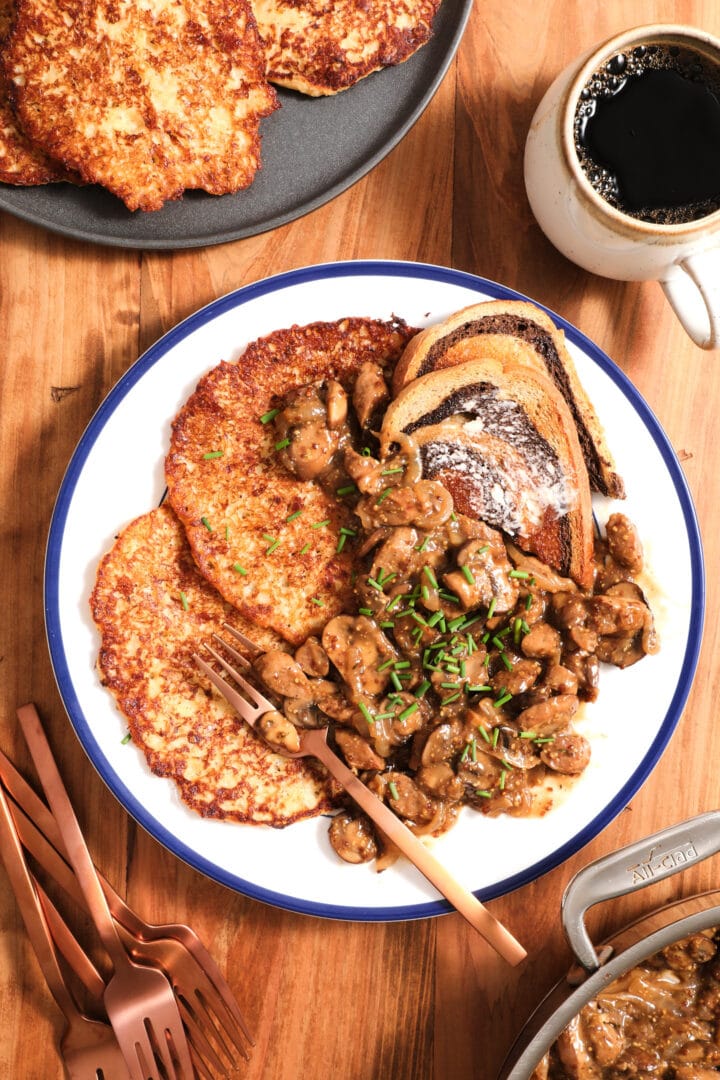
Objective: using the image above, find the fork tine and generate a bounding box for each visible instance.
[190,988,250,1063]
[179,1000,233,1076]
[212,633,251,669]
[221,623,262,655]
[196,646,271,714]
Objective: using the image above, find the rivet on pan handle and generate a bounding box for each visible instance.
[562,810,720,974]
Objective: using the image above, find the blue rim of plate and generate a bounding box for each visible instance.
[44,259,705,921]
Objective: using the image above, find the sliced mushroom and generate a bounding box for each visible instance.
[294,636,330,678]
[253,650,314,700]
[352,362,389,429]
[322,615,397,699]
[540,733,591,775]
[257,710,301,754]
[516,694,580,737]
[335,729,385,771]
[328,812,377,864]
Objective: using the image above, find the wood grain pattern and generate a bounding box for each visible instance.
[2,3,720,1077]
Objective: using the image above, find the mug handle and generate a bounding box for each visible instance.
[661,248,720,350]
[562,811,720,972]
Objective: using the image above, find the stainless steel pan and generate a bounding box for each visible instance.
[500,810,720,1077]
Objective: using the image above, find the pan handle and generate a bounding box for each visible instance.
[562,810,720,973]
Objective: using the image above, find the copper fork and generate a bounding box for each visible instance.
[0,780,131,1080]
[193,629,526,966]
[0,763,248,1079]
[16,703,196,1080]
[34,873,229,1080]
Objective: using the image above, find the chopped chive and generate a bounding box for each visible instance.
[358,702,375,727]
[534,736,556,745]
[493,692,512,708]
[266,539,280,554]
[310,597,324,606]
[441,691,461,706]
[427,611,444,627]
[398,702,419,721]
[414,680,431,699]
[467,633,476,654]
[286,509,303,522]
[509,569,530,579]
[410,611,427,626]
[232,563,248,575]
[121,731,132,745]
[499,770,508,790]
[375,487,394,506]
[487,597,497,619]
[525,593,533,610]
[519,731,537,740]
[439,591,460,605]
[415,535,430,553]
[299,542,311,555]
[498,626,512,638]
[461,565,475,585]
[467,684,492,693]
[460,743,470,763]
[379,622,395,629]
[312,519,331,529]
[499,652,514,672]
[179,591,189,610]
[440,681,459,689]
[444,663,461,674]
[336,484,357,496]
[336,534,347,553]
[471,737,478,762]
[225,525,230,540]
[275,438,291,451]
[201,516,213,532]
[492,727,500,748]
[491,636,505,650]
[478,727,491,744]
[386,595,403,612]
[358,607,373,616]
[367,576,383,592]
[394,660,411,670]
[448,615,466,633]
[388,780,400,800]
[390,672,403,692]
[421,584,430,601]
[377,658,395,672]
[202,450,224,460]
[374,712,396,721]
[381,467,404,475]
[340,527,357,536]
[476,789,493,798]
[361,447,372,457]
[423,566,438,589]
[260,407,280,424]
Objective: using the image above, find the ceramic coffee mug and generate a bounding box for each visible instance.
[524,24,720,349]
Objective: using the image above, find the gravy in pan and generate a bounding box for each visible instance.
[537,929,720,1078]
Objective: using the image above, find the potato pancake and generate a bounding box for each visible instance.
[0,0,71,184]
[252,0,443,96]
[165,317,415,645]
[4,0,278,211]
[91,505,334,825]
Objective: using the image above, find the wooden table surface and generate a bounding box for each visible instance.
[2,2,720,1077]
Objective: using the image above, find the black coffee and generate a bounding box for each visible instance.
[574,42,720,224]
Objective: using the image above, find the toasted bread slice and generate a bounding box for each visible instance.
[90,505,334,825]
[0,0,74,184]
[5,0,278,211]
[392,300,624,499]
[381,357,595,588]
[252,0,441,96]
[165,317,415,645]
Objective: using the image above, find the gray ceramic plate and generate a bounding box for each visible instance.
[0,0,471,250]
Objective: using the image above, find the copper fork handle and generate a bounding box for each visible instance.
[304,729,526,965]
[0,781,79,1019]
[16,704,129,973]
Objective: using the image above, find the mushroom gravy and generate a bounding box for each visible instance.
[251,365,658,866]
[537,929,720,1078]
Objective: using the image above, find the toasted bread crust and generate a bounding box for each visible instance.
[253,0,441,96]
[5,0,278,210]
[382,357,595,588]
[90,505,334,825]
[165,317,416,644]
[392,300,624,499]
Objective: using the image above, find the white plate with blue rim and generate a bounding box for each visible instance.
[45,260,703,921]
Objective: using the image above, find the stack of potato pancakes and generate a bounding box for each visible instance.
[0,0,442,210]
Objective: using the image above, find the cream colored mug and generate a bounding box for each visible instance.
[524,24,720,349]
